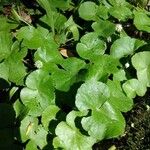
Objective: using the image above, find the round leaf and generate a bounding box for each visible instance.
[75,79,110,111]
[110,36,145,59]
[78,2,98,21]
[132,51,150,87]
[134,10,150,33]
[76,32,106,60]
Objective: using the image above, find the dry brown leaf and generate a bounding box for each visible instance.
[59,48,74,57]
[20,10,32,24]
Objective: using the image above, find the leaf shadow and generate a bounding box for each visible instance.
[0,103,23,150]
[55,82,83,113]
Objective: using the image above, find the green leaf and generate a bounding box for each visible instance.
[86,55,120,81]
[42,105,59,131]
[31,125,48,149]
[107,80,133,112]
[123,79,147,98]
[13,99,29,121]
[107,0,127,6]
[21,117,48,149]
[0,62,9,81]
[34,35,62,64]
[134,10,150,32]
[54,121,95,150]
[21,69,55,116]
[109,6,132,21]
[20,116,38,142]
[75,79,110,111]
[26,70,55,105]
[65,16,80,41]
[0,31,12,61]
[132,51,150,87]
[113,69,127,81]
[40,12,67,33]
[92,20,115,37]
[51,57,86,91]
[0,17,17,31]
[20,88,43,117]
[6,42,27,85]
[110,36,145,59]
[96,5,109,20]
[66,110,88,129]
[81,102,125,140]
[137,0,148,8]
[26,140,37,150]
[76,32,106,60]
[16,26,45,49]
[78,2,98,21]
[49,0,71,10]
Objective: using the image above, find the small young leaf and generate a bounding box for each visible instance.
[65,16,79,41]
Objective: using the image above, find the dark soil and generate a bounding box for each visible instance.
[93,91,150,150]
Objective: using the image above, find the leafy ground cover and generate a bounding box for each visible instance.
[0,0,150,149]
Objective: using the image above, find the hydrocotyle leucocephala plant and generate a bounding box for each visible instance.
[0,0,150,149]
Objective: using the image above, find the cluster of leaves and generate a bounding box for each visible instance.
[1,0,150,149]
